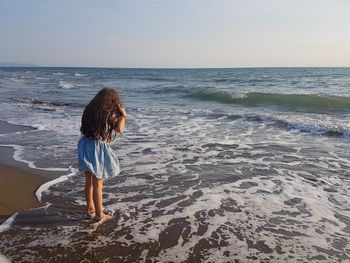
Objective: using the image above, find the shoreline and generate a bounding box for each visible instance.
[0,120,62,224]
[0,162,46,223]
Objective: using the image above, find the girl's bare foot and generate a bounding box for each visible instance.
[86,209,114,220]
[87,208,95,215]
[88,212,113,226]
[93,211,114,224]
[85,208,96,220]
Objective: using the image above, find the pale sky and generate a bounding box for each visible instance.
[0,0,349,68]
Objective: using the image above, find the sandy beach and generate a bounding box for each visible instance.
[0,163,46,223]
[0,121,60,224]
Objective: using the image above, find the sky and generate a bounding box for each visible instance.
[0,0,349,68]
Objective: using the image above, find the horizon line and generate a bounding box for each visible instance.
[1,65,350,70]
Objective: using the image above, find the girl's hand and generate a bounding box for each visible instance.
[115,104,126,134]
[118,104,126,119]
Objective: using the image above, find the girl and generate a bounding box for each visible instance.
[77,88,126,223]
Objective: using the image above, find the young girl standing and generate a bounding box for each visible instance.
[77,88,126,223]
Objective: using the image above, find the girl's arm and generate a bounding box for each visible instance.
[116,104,126,133]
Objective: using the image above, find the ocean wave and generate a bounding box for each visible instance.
[213,78,241,83]
[243,114,349,138]
[74,73,86,77]
[10,97,85,108]
[145,77,170,81]
[149,85,189,95]
[193,109,350,138]
[58,81,76,89]
[8,77,27,84]
[53,72,66,76]
[31,98,85,108]
[186,91,350,111]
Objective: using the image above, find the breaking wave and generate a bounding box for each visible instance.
[58,81,76,89]
[186,91,350,111]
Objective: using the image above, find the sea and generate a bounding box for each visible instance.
[0,67,350,262]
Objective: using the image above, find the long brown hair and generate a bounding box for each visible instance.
[80,88,123,142]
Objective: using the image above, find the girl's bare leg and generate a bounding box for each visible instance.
[85,172,95,215]
[92,175,112,220]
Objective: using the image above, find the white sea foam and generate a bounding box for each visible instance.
[58,81,75,89]
[74,73,86,77]
[35,170,77,202]
[0,213,18,233]
[0,144,68,172]
[0,253,11,263]
[53,72,65,76]
[8,77,26,84]
[262,112,350,136]
[101,169,350,262]
[0,100,81,135]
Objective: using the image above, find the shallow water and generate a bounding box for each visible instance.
[0,67,350,262]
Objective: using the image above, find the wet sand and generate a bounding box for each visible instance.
[0,163,46,223]
[0,120,60,223]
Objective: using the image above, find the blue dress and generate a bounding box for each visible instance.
[77,136,120,179]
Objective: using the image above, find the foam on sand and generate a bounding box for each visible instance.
[0,253,11,263]
[1,144,69,172]
[35,170,77,202]
[0,213,18,233]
